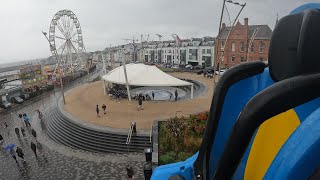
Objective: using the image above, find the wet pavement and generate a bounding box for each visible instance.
[0,70,146,180]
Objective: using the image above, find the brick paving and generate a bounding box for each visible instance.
[0,70,147,180]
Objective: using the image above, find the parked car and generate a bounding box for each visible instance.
[194,65,203,70]
[215,69,227,75]
[185,65,193,69]
[0,101,12,109]
[172,65,179,69]
[11,96,24,104]
[20,94,30,100]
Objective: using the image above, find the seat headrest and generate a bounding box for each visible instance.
[269,9,320,82]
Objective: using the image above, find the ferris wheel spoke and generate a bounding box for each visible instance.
[57,22,67,38]
[55,36,66,40]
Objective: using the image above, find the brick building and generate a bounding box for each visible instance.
[215,18,272,69]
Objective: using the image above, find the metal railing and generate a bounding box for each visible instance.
[126,122,135,152]
[149,124,153,143]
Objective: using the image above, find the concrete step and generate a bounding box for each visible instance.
[43,103,151,154]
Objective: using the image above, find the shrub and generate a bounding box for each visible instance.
[177,152,193,162]
[159,151,176,165]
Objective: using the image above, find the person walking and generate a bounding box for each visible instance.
[137,97,144,111]
[175,90,178,101]
[152,91,155,101]
[21,127,26,139]
[10,149,18,163]
[169,92,173,101]
[31,141,37,158]
[31,129,37,142]
[102,104,107,114]
[0,133,3,144]
[16,146,26,163]
[126,166,134,180]
[96,105,100,117]
[23,114,31,127]
[14,127,20,138]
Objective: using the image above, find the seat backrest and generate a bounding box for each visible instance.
[212,6,320,180]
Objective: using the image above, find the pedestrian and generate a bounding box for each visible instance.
[31,141,37,158]
[23,114,31,127]
[126,165,134,180]
[102,104,107,114]
[152,91,155,101]
[137,97,144,111]
[10,148,18,163]
[14,127,20,138]
[36,110,43,120]
[96,105,100,117]
[169,92,173,100]
[16,146,26,163]
[21,127,26,139]
[0,133,3,144]
[175,89,178,101]
[31,129,37,142]
[4,122,8,129]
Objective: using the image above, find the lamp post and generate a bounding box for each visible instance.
[42,31,66,105]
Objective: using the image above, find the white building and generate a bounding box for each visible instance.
[140,36,215,67]
[104,36,215,67]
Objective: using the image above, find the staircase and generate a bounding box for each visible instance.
[43,103,152,153]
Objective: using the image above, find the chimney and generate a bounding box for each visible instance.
[244,18,248,27]
[222,23,226,30]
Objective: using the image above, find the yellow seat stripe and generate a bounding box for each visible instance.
[244,109,300,180]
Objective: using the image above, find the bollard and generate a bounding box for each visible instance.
[144,148,152,162]
[143,162,152,180]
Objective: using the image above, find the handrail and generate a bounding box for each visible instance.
[150,124,153,143]
[126,122,134,145]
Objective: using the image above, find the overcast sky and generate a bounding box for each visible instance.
[0,0,312,64]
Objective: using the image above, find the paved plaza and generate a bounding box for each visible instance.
[64,72,214,130]
[0,71,147,180]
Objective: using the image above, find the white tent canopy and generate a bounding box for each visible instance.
[102,63,193,98]
[102,64,192,86]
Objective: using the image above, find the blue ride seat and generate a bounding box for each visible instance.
[151,3,320,180]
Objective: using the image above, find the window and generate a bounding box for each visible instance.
[231,42,236,52]
[259,42,265,53]
[240,42,245,52]
[240,56,245,62]
[202,56,205,61]
[250,43,254,52]
[221,55,224,62]
[220,41,225,51]
[165,50,167,53]
[207,49,212,54]
[202,49,206,54]
[231,56,235,62]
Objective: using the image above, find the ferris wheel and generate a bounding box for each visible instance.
[48,9,86,74]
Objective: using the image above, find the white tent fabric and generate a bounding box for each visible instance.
[102,63,193,87]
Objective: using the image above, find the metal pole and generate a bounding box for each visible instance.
[213,0,227,82]
[123,55,131,101]
[60,75,66,104]
[217,3,246,77]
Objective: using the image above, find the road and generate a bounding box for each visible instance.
[0,67,146,180]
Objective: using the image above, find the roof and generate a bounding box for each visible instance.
[102,63,192,87]
[219,25,272,40]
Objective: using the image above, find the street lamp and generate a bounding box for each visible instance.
[42,31,66,105]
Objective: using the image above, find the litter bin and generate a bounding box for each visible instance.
[144,148,152,162]
[143,162,152,180]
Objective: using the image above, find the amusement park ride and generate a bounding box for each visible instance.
[150,3,320,180]
[43,9,87,77]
